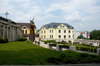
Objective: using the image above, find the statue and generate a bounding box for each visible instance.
[29,18,36,42]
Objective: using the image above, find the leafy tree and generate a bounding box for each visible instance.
[90,30,100,40]
[77,34,85,39]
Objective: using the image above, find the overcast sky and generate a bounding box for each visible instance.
[0,0,100,31]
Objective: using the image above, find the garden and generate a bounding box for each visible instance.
[43,40,99,53]
[0,41,100,65]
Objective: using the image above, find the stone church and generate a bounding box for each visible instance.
[0,16,22,41]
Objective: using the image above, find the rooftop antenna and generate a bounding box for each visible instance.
[5,12,9,19]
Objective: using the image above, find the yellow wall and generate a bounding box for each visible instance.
[22,28,37,34]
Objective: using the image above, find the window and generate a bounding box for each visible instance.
[59,35,61,38]
[64,35,66,38]
[50,30,51,33]
[64,30,66,33]
[48,26,50,28]
[59,30,61,33]
[63,26,64,28]
[60,26,62,27]
[52,30,53,33]
[25,30,27,34]
[44,35,46,38]
[5,26,7,29]
[1,25,3,28]
[69,35,70,38]
[52,35,53,38]
[69,30,71,33]
[50,35,51,38]
[44,31,46,33]
[41,35,43,38]
[41,31,43,34]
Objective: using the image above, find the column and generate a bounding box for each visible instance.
[97,48,100,56]
[69,46,76,51]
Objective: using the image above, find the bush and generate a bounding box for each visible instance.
[69,41,72,44]
[47,50,100,64]
[76,46,97,53]
[18,38,27,41]
[0,37,8,43]
[4,37,8,43]
[0,37,4,43]
[85,56,93,63]
[47,57,58,64]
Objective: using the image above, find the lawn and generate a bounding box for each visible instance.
[0,41,61,65]
[0,41,100,65]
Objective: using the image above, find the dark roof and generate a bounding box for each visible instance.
[0,16,17,25]
[17,23,37,29]
[42,22,74,29]
[17,23,30,29]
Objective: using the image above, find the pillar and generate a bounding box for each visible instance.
[69,46,76,51]
[97,48,100,56]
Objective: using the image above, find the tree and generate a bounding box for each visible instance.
[77,34,85,39]
[90,30,100,40]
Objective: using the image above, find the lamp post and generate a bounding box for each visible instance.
[5,12,9,19]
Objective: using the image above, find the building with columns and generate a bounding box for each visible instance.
[0,16,22,41]
[39,22,74,42]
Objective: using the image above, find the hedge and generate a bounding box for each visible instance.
[18,38,27,41]
[47,50,100,64]
[0,37,8,43]
[76,47,97,53]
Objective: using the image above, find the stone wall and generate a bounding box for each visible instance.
[0,16,22,41]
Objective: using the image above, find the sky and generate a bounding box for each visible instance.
[0,0,100,31]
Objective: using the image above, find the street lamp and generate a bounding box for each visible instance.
[5,12,9,19]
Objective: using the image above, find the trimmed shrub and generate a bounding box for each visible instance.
[85,56,93,63]
[18,38,27,41]
[94,49,97,53]
[0,37,8,43]
[69,41,72,44]
[4,37,8,43]
[0,37,4,43]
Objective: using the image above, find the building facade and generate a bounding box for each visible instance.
[73,31,90,39]
[39,23,74,41]
[0,16,22,41]
[18,23,37,37]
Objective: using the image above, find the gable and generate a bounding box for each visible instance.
[57,24,67,29]
[22,26,28,29]
[41,26,46,30]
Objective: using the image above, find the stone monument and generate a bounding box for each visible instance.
[29,18,36,42]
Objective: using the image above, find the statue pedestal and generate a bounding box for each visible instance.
[29,32,35,42]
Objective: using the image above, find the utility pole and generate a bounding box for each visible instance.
[5,12,9,19]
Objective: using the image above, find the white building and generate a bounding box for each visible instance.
[39,22,74,42]
[73,31,90,39]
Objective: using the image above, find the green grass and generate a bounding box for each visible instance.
[48,50,100,64]
[0,41,100,65]
[0,41,61,65]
